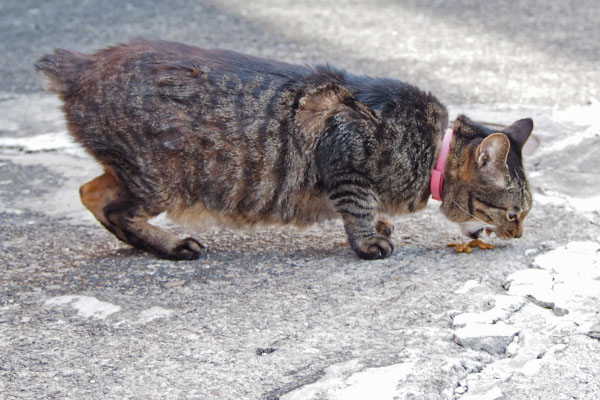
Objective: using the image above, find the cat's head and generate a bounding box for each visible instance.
[440,115,533,240]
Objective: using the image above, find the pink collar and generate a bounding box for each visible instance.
[430,127,454,201]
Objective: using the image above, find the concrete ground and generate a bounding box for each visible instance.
[1,1,599,399]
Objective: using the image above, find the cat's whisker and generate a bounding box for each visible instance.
[496,229,512,239]
[451,199,496,229]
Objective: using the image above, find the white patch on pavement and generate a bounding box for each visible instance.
[0,93,64,132]
[462,385,503,400]
[506,241,600,313]
[44,296,178,324]
[282,359,416,400]
[533,241,600,306]
[535,241,599,272]
[453,322,520,354]
[138,306,174,323]
[0,131,86,157]
[0,93,85,156]
[544,98,600,153]
[452,295,526,328]
[504,269,555,308]
[535,190,600,213]
[453,241,600,396]
[45,295,121,319]
[454,279,481,294]
[1,152,102,224]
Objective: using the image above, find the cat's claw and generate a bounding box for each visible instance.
[353,235,394,260]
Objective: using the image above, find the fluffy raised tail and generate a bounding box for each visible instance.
[35,49,92,95]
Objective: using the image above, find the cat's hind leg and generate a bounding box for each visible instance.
[79,171,206,260]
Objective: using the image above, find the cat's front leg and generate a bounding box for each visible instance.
[330,189,394,259]
[344,215,395,259]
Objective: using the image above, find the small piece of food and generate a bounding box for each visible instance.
[468,239,495,250]
[457,243,472,253]
[447,239,494,253]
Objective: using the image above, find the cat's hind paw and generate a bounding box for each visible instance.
[169,237,207,260]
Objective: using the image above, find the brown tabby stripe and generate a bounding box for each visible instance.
[475,196,508,211]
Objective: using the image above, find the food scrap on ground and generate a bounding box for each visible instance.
[447,239,495,253]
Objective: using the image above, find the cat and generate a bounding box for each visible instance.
[35,39,533,260]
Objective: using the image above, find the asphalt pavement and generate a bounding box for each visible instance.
[1,1,599,399]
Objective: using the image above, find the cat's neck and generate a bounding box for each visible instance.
[430,127,454,201]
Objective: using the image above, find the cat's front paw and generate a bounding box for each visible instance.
[352,235,394,260]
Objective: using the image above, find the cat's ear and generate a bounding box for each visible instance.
[504,118,533,150]
[475,133,510,184]
[297,83,355,137]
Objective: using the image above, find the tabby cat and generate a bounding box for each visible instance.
[36,39,533,260]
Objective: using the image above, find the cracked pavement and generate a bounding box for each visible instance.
[1,1,600,399]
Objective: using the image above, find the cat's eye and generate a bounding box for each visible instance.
[507,213,517,221]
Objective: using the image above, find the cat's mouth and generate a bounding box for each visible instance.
[460,221,496,239]
[453,200,520,240]
[460,222,519,240]
[483,227,518,240]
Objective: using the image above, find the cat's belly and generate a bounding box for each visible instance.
[167,189,337,228]
[382,196,429,215]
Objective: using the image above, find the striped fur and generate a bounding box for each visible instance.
[36,39,531,260]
